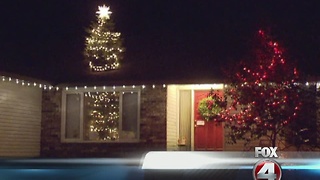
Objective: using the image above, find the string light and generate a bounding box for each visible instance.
[217,29,306,145]
[85,5,124,72]
[87,91,120,140]
[0,76,54,90]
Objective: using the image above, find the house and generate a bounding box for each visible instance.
[1,70,319,158]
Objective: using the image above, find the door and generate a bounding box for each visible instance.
[194,90,224,151]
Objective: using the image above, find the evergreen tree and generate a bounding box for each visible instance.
[220,30,302,147]
[84,5,124,72]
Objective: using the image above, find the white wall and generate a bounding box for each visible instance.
[0,81,42,157]
[166,85,179,150]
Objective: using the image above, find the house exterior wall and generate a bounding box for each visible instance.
[0,81,42,157]
[166,85,178,151]
[40,85,167,157]
[165,84,264,151]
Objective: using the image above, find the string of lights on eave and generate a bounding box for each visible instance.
[1,75,168,91]
[1,75,320,91]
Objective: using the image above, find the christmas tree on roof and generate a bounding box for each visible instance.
[84,5,124,72]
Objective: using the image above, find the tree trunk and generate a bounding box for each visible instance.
[271,126,277,147]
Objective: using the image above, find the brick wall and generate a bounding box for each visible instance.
[41,86,167,158]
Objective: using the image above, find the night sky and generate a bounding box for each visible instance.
[1,0,320,84]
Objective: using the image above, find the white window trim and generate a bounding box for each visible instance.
[61,86,141,143]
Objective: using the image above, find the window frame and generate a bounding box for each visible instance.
[61,86,141,143]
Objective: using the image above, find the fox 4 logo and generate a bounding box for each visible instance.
[253,147,282,180]
[255,147,278,158]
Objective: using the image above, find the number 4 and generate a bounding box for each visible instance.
[257,162,276,180]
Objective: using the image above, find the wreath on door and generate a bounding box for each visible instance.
[198,91,226,121]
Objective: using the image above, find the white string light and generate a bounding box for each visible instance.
[0,75,171,91]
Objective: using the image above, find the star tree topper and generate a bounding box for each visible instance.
[96,5,112,19]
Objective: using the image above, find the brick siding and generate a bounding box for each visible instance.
[40,86,167,158]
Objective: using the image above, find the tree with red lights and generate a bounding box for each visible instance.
[220,30,302,148]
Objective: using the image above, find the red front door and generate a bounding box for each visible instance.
[194,90,224,151]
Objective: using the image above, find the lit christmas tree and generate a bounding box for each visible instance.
[84,5,124,72]
[85,92,120,141]
[220,30,302,147]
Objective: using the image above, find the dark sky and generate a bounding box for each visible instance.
[1,0,320,84]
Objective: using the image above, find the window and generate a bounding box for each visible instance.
[62,87,140,142]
